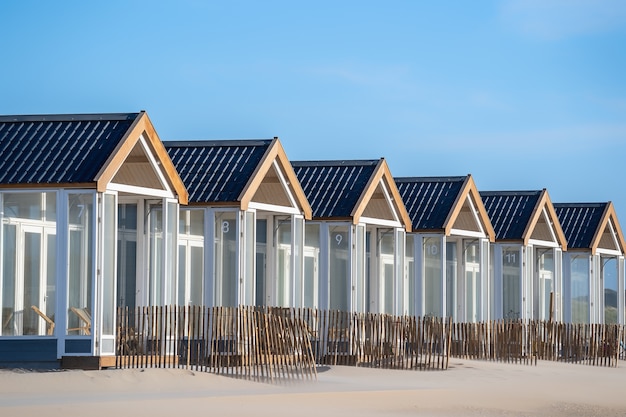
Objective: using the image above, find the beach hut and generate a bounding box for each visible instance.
[0,112,188,368]
[165,139,312,308]
[291,159,411,314]
[554,202,626,324]
[395,175,495,322]
[480,190,567,322]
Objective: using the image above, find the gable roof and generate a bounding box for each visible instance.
[480,189,566,249]
[395,175,495,241]
[166,138,311,218]
[292,158,411,231]
[554,202,626,255]
[0,111,188,204]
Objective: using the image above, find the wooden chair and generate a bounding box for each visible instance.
[31,305,55,336]
[2,308,14,334]
[69,307,92,335]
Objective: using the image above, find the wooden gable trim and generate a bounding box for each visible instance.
[590,202,626,256]
[443,175,496,242]
[522,189,567,250]
[94,112,189,204]
[238,138,312,219]
[351,158,412,232]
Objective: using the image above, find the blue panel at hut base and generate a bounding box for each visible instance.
[0,338,60,369]
[65,339,92,354]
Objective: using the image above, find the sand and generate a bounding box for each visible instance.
[1,359,625,417]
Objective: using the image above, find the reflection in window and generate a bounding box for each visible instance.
[502,247,521,320]
[303,224,320,309]
[465,240,480,322]
[537,249,554,321]
[329,226,349,311]
[570,256,590,323]
[423,237,442,317]
[178,209,204,307]
[68,193,93,335]
[603,257,618,324]
[405,236,415,316]
[1,192,57,336]
[276,217,292,307]
[380,229,395,315]
[214,211,237,307]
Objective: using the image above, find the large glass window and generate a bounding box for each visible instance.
[380,229,395,315]
[536,249,554,321]
[276,217,292,307]
[570,255,590,323]
[465,240,480,322]
[255,219,267,306]
[603,257,618,324]
[148,203,164,305]
[502,246,522,320]
[117,203,137,309]
[329,225,349,311]
[303,224,320,309]
[445,241,457,320]
[1,192,57,336]
[165,201,178,305]
[423,237,442,317]
[68,193,94,335]
[293,216,303,308]
[178,209,204,306]
[395,228,405,316]
[242,211,255,306]
[405,236,415,317]
[214,211,237,307]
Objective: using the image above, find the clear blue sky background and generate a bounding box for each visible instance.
[1,1,626,224]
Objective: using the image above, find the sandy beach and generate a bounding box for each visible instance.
[1,359,625,417]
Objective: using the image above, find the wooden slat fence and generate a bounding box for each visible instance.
[116,306,317,382]
[451,320,623,367]
[277,308,451,370]
[116,306,452,381]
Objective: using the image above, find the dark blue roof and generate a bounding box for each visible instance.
[0,113,138,185]
[553,203,607,249]
[395,176,466,230]
[291,160,378,218]
[480,191,542,240]
[165,140,272,203]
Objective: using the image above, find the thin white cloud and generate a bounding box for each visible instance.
[500,0,626,40]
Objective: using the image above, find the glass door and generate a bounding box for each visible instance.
[464,241,480,323]
[20,225,56,336]
[379,229,395,315]
[536,249,554,321]
[117,203,137,310]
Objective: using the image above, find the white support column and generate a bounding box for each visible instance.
[56,190,68,357]
[619,256,625,325]
[415,234,425,317]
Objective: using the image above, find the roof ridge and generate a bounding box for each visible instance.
[480,190,543,196]
[291,159,380,167]
[0,113,139,122]
[164,139,273,147]
[395,175,467,183]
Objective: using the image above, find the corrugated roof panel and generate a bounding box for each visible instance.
[291,160,378,218]
[165,140,272,203]
[553,203,606,249]
[0,114,138,185]
[395,176,466,230]
[480,191,542,240]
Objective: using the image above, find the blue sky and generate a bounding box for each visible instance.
[2,1,626,224]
